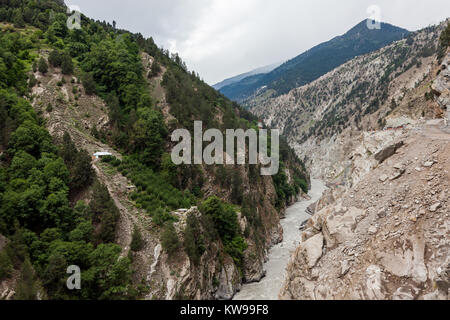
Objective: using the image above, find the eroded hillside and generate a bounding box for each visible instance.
[270,22,450,300]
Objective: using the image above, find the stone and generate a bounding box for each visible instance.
[377,208,387,218]
[324,207,366,248]
[368,226,378,235]
[393,287,414,300]
[379,174,389,182]
[306,201,317,215]
[340,260,351,277]
[374,141,404,163]
[430,202,441,212]
[300,233,324,269]
[423,161,434,168]
[390,170,404,181]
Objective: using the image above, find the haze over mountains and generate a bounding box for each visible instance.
[217,20,409,104]
[212,62,283,90]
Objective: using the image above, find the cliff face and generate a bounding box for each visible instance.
[250,23,446,184]
[275,24,450,300]
[280,122,449,300]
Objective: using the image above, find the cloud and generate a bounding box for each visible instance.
[66,0,450,84]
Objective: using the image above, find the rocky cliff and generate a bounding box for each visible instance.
[275,23,450,300]
[280,122,449,299]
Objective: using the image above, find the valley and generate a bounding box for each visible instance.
[0,0,449,303]
[234,179,327,300]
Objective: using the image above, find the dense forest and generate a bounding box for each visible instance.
[0,0,308,299]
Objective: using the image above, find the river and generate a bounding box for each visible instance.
[233,179,327,300]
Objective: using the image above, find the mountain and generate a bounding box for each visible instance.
[0,0,308,300]
[219,20,409,103]
[212,62,282,90]
[253,20,450,300]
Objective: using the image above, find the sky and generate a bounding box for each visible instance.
[65,0,450,85]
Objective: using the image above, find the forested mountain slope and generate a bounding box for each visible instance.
[0,0,308,300]
[220,20,408,103]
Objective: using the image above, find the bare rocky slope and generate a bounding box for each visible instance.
[280,121,449,300]
[250,22,447,184]
[244,21,449,300]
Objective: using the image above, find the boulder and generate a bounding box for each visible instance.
[323,207,366,248]
[374,141,404,163]
[299,233,324,269]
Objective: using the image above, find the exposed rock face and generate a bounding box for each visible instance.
[374,141,404,163]
[250,23,446,185]
[432,50,450,127]
[280,125,450,300]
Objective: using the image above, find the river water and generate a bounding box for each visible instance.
[233,179,327,300]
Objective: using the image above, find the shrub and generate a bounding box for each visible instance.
[224,236,247,269]
[38,57,48,74]
[14,258,38,300]
[440,23,450,49]
[130,225,144,252]
[200,196,239,243]
[183,214,206,265]
[161,222,179,258]
[0,250,13,280]
[82,73,96,95]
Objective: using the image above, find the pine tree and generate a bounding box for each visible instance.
[130,225,144,252]
[14,258,38,300]
[38,57,48,74]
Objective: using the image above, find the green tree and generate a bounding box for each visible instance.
[38,57,48,74]
[14,258,38,300]
[0,250,13,280]
[161,222,179,258]
[200,196,239,243]
[82,73,96,95]
[130,225,144,252]
[90,181,119,243]
[12,10,25,28]
[48,50,62,67]
[440,23,450,48]
[61,54,74,75]
[183,214,205,265]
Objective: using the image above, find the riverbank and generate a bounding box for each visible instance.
[233,179,328,300]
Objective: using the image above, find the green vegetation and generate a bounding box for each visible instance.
[0,0,309,299]
[438,22,450,61]
[199,197,247,269]
[440,23,450,49]
[38,57,48,74]
[161,222,180,258]
[183,214,206,265]
[130,225,144,252]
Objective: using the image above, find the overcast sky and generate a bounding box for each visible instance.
[65,0,450,85]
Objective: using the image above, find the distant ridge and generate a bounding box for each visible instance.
[213,62,283,90]
[219,19,409,103]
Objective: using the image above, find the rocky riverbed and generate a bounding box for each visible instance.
[233,179,327,300]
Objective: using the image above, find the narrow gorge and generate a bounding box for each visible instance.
[234,179,327,300]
